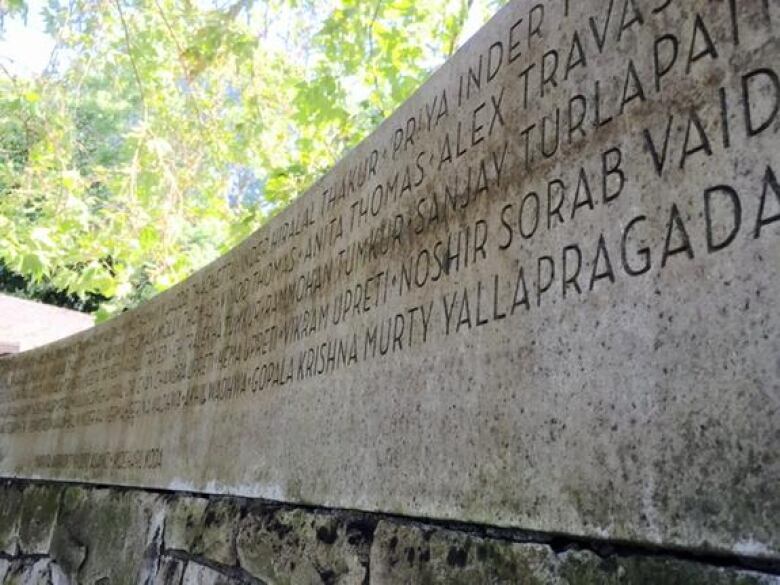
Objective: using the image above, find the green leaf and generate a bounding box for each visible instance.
[21,252,46,280]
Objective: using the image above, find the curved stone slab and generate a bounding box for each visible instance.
[1,0,778,561]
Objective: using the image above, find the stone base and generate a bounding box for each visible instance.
[0,479,777,585]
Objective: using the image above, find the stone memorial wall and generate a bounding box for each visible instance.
[0,0,778,581]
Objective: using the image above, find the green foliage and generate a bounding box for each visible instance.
[0,0,506,320]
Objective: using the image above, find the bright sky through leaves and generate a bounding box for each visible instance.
[0,0,55,77]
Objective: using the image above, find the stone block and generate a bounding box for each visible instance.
[369,520,559,584]
[370,521,780,584]
[151,557,187,585]
[557,550,780,585]
[18,485,60,555]
[236,506,372,584]
[49,486,161,585]
[0,483,23,555]
[180,563,245,585]
[193,499,240,566]
[164,496,209,554]
[164,496,239,566]
[2,559,67,585]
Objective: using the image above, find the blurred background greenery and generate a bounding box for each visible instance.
[0,0,506,321]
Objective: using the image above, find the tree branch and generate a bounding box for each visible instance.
[367,0,383,99]
[113,0,147,114]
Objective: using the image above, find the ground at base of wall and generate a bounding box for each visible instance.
[0,480,777,585]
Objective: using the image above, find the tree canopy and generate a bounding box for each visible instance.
[0,0,505,320]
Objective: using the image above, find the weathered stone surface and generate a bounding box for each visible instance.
[194,499,240,566]
[557,550,780,585]
[150,558,187,585]
[370,521,780,585]
[370,520,559,584]
[48,487,159,585]
[180,563,244,585]
[17,485,60,555]
[0,484,22,554]
[165,496,239,566]
[2,559,66,585]
[48,524,86,583]
[164,496,210,554]
[236,506,371,584]
[0,0,778,563]
[0,481,779,584]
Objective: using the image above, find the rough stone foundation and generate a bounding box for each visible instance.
[1,479,777,585]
